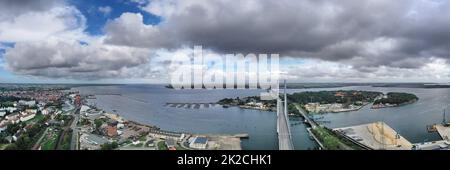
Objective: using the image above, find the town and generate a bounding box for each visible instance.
[0,87,244,150]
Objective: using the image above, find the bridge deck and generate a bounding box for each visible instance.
[278,98,294,150]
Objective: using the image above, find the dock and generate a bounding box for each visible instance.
[165,103,217,109]
[413,140,450,150]
[233,133,249,139]
[435,124,450,140]
[334,122,413,150]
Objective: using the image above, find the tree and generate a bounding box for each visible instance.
[4,144,18,150]
[94,119,103,129]
[101,142,118,150]
[15,135,32,150]
[6,123,21,135]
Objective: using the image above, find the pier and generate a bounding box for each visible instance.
[435,124,450,140]
[334,122,413,150]
[165,103,217,109]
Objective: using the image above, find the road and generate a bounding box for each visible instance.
[31,128,49,150]
[277,98,294,150]
[294,103,318,129]
[70,108,80,150]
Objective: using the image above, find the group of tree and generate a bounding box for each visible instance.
[287,90,382,104]
[373,92,418,105]
[101,142,118,150]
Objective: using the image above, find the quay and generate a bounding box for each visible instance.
[435,124,450,140]
[334,122,413,150]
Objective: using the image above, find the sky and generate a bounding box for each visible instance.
[1,0,450,84]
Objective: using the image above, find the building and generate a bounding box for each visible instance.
[41,109,50,115]
[105,126,118,137]
[5,112,20,120]
[166,138,176,150]
[0,111,6,117]
[0,124,6,133]
[189,136,208,149]
[1,107,17,113]
[25,109,37,114]
[18,100,36,107]
[80,133,109,150]
[74,95,82,107]
[20,113,36,122]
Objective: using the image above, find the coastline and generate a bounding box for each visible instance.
[83,100,245,150]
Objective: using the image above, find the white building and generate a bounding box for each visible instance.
[18,100,36,107]
[0,124,6,133]
[41,109,50,115]
[25,109,37,114]
[20,113,36,122]
[0,111,6,117]
[189,137,208,149]
[80,105,90,116]
[1,107,17,112]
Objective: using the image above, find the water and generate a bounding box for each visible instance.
[74,85,447,149]
[74,84,317,150]
[286,86,445,143]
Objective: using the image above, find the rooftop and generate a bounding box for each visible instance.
[193,137,208,144]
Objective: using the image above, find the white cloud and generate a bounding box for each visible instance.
[0,5,87,43]
[104,12,173,48]
[284,58,450,82]
[98,6,112,16]
[4,37,152,80]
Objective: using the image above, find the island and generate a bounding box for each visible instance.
[288,90,383,114]
[218,90,419,115]
[371,92,418,109]
[217,96,276,111]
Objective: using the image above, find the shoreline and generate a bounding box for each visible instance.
[84,100,245,150]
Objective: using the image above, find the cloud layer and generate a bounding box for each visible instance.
[2,0,450,82]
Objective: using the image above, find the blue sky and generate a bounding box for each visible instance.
[68,0,160,35]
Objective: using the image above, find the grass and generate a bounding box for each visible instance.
[139,135,147,142]
[40,129,60,150]
[60,131,72,150]
[175,144,186,150]
[0,144,9,150]
[312,127,340,149]
[312,127,355,150]
[311,127,365,150]
[157,141,168,150]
